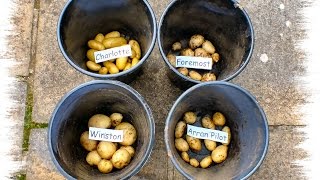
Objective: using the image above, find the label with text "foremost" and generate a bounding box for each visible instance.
[187,124,228,143]
[89,127,124,142]
[176,56,212,70]
[94,45,132,63]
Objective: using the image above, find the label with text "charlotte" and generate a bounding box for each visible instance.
[89,127,124,142]
[187,124,228,143]
[176,56,212,70]
[94,45,132,63]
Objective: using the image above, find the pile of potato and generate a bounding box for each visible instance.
[80,113,137,173]
[167,34,221,81]
[174,111,231,168]
[85,31,142,74]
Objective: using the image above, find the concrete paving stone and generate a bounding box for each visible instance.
[231,0,308,126]
[3,0,35,76]
[26,129,64,180]
[32,0,93,123]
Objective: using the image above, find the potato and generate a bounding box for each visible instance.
[190,158,199,168]
[167,54,176,67]
[194,48,210,57]
[102,37,127,49]
[189,70,202,81]
[88,114,112,129]
[104,61,119,74]
[110,113,123,127]
[211,145,228,163]
[80,131,98,151]
[172,42,182,51]
[95,33,105,43]
[105,31,121,38]
[200,156,213,168]
[175,138,189,152]
[87,49,97,62]
[212,112,226,126]
[99,67,108,75]
[181,48,195,56]
[178,67,188,76]
[111,149,131,169]
[97,159,113,174]
[116,57,128,70]
[175,121,186,138]
[181,152,190,163]
[86,61,101,71]
[186,135,202,152]
[201,73,216,82]
[131,58,139,67]
[120,146,135,157]
[115,122,137,146]
[212,53,220,63]
[86,150,101,166]
[201,115,215,129]
[123,62,132,71]
[202,40,216,54]
[88,40,105,51]
[97,141,117,159]
[129,40,141,59]
[130,49,137,59]
[189,34,205,49]
[222,126,231,146]
[204,139,217,151]
[183,111,197,124]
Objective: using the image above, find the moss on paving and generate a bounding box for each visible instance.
[16,174,26,180]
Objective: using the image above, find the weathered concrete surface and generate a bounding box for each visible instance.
[26,129,64,180]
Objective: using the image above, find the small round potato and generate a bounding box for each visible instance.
[212,112,226,126]
[189,34,205,49]
[189,71,202,81]
[175,138,189,152]
[97,141,117,159]
[111,149,131,169]
[181,152,190,163]
[186,135,202,152]
[86,61,101,72]
[178,67,188,76]
[97,159,113,174]
[189,158,200,168]
[88,114,112,128]
[167,54,176,67]
[201,115,215,129]
[120,146,135,157]
[80,131,98,151]
[212,53,220,63]
[222,126,231,146]
[115,122,137,146]
[194,48,210,57]
[200,156,213,168]
[211,145,228,163]
[99,67,108,75]
[86,150,101,166]
[181,48,195,56]
[204,139,217,151]
[201,73,216,82]
[183,111,197,124]
[202,40,216,54]
[172,42,182,51]
[110,113,123,127]
[175,121,187,138]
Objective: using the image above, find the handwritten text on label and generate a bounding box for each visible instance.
[176,56,212,70]
[89,127,124,142]
[187,124,228,143]
[94,45,132,63]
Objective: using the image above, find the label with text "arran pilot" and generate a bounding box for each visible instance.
[89,127,124,142]
[94,45,132,63]
[187,124,228,143]
[176,56,212,70]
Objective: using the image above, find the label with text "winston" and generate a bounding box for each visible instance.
[89,127,124,142]
[176,56,212,70]
[187,124,228,143]
[94,45,132,63]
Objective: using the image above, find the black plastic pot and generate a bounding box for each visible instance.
[48,80,155,180]
[158,0,254,89]
[57,0,157,83]
[165,82,268,180]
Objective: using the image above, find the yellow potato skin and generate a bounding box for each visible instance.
[86,61,101,71]
[88,40,105,51]
[129,40,141,59]
[102,37,127,49]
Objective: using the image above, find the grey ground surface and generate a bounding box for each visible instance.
[4,0,311,179]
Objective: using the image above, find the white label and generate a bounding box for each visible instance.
[89,127,124,142]
[94,45,132,63]
[187,124,228,143]
[176,56,212,70]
